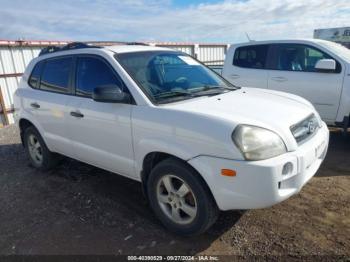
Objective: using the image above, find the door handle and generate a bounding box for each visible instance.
[271,76,287,82]
[230,74,240,79]
[30,102,40,109]
[70,111,84,118]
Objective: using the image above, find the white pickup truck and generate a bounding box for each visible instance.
[14,42,329,235]
[222,39,350,132]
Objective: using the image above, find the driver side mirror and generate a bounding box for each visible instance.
[315,59,336,72]
[93,85,131,103]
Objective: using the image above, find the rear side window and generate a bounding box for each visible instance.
[40,57,72,93]
[28,61,44,89]
[75,56,124,98]
[233,45,269,69]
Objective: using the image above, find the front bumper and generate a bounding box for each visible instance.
[188,122,329,210]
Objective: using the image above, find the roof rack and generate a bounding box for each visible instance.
[38,42,101,56]
[125,42,149,46]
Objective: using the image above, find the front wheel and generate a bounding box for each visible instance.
[147,158,219,235]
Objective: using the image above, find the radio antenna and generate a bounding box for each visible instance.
[245,32,254,42]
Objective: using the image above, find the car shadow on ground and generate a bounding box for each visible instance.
[50,156,244,253]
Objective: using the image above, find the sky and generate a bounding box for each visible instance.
[0,0,349,43]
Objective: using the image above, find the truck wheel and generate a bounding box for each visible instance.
[147,158,219,235]
[24,126,58,171]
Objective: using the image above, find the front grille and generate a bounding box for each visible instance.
[290,114,320,144]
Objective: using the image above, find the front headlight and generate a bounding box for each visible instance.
[232,125,287,161]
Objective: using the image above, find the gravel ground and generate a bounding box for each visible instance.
[0,125,349,259]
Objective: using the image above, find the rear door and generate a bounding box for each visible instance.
[26,56,74,155]
[66,55,135,177]
[223,44,270,89]
[267,43,344,121]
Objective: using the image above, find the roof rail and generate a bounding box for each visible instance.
[38,42,101,56]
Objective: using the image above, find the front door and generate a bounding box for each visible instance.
[66,55,135,178]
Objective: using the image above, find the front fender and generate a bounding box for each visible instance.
[134,138,198,178]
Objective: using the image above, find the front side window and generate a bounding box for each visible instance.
[233,45,269,69]
[76,56,124,98]
[40,57,72,93]
[116,51,236,104]
[274,44,340,72]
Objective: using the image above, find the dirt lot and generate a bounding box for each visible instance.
[0,125,349,258]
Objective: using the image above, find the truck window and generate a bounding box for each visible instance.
[233,45,269,69]
[273,44,341,73]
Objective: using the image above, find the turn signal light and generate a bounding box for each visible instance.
[221,169,236,177]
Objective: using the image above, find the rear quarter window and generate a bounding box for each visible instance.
[28,61,44,89]
[233,45,269,69]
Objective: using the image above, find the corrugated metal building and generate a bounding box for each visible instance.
[0,40,229,126]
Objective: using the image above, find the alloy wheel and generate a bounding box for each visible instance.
[156,174,198,225]
[27,134,43,166]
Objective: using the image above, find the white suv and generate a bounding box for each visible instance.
[222,39,350,132]
[14,42,329,235]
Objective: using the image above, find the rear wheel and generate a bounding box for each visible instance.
[24,126,58,170]
[147,158,219,235]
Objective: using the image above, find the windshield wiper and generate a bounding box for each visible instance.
[189,85,234,97]
[154,90,194,100]
[154,85,238,103]
[202,85,237,90]
[193,85,237,92]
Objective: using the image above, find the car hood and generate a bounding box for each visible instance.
[164,87,316,145]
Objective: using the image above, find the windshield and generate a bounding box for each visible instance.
[318,41,350,63]
[115,51,237,104]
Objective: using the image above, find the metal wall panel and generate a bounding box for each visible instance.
[0,45,51,125]
[156,45,194,56]
[0,77,19,125]
[0,76,20,108]
[198,45,227,65]
[0,47,15,74]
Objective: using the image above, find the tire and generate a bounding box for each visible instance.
[23,126,58,171]
[147,158,219,236]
